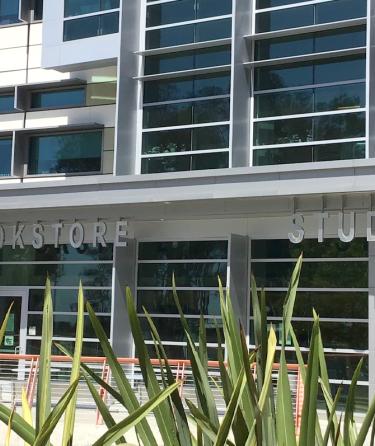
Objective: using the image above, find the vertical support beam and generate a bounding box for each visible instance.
[231,0,253,167]
[111,239,137,357]
[115,1,142,175]
[369,241,375,399]
[229,234,249,332]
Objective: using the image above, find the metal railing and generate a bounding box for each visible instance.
[0,354,304,432]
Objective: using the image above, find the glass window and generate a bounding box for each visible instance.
[0,138,12,176]
[139,240,228,260]
[254,112,365,146]
[0,263,112,287]
[137,290,221,316]
[0,243,113,262]
[256,0,366,33]
[255,27,366,61]
[144,74,231,103]
[64,0,119,17]
[28,131,102,175]
[314,141,366,161]
[146,0,232,27]
[0,0,20,25]
[0,94,14,113]
[257,291,368,319]
[252,238,368,259]
[63,12,119,41]
[315,82,365,112]
[34,0,43,20]
[146,18,231,50]
[143,98,230,128]
[27,340,104,357]
[31,88,86,109]
[255,56,366,91]
[28,289,112,313]
[251,261,368,288]
[144,46,231,75]
[257,0,310,7]
[141,151,229,173]
[142,125,229,154]
[86,82,117,106]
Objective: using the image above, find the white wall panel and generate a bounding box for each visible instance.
[0,114,24,131]
[0,25,27,49]
[27,68,69,84]
[0,71,26,87]
[28,46,42,69]
[29,23,43,46]
[0,48,27,72]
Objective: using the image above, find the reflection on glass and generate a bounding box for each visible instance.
[146,18,231,49]
[138,262,227,287]
[255,57,366,91]
[251,238,368,259]
[143,98,230,128]
[64,0,119,17]
[142,125,229,154]
[146,343,219,360]
[31,88,85,109]
[27,340,104,356]
[0,0,20,25]
[141,152,229,173]
[0,138,12,177]
[255,0,366,32]
[28,131,102,175]
[28,289,112,313]
[0,94,14,113]
[63,12,119,41]
[140,317,222,343]
[254,112,365,146]
[144,46,231,75]
[146,0,232,27]
[144,74,231,103]
[137,290,221,316]
[252,261,368,288]
[139,240,228,260]
[255,26,366,61]
[253,142,365,165]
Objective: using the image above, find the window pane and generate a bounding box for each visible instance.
[314,112,365,140]
[31,88,86,109]
[251,261,368,288]
[138,262,227,287]
[255,27,366,60]
[34,0,43,20]
[192,124,230,149]
[197,0,232,18]
[0,0,20,25]
[27,340,104,356]
[0,138,12,176]
[253,146,312,165]
[255,57,366,91]
[255,90,313,118]
[28,289,112,313]
[28,131,102,175]
[316,0,367,23]
[256,6,314,33]
[144,46,231,75]
[313,141,365,161]
[251,238,368,259]
[141,151,228,173]
[147,0,195,27]
[139,240,228,260]
[0,95,14,113]
[259,291,368,319]
[140,317,222,343]
[0,263,112,287]
[86,82,117,106]
[257,0,312,7]
[63,12,119,41]
[315,83,365,112]
[143,74,231,103]
[64,0,119,17]
[146,343,219,360]
[137,290,221,316]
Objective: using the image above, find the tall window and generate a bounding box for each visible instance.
[0,138,12,176]
[28,131,103,175]
[251,238,369,410]
[251,0,368,166]
[141,0,233,174]
[137,240,228,359]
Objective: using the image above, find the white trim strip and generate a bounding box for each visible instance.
[145,15,232,31]
[134,65,232,81]
[138,38,232,56]
[141,148,229,158]
[253,137,366,150]
[253,108,366,122]
[254,79,366,95]
[143,94,230,107]
[142,121,230,132]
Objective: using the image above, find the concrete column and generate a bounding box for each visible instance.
[111,240,137,357]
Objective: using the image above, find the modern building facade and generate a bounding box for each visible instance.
[0,0,373,409]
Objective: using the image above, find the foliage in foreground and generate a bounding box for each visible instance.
[0,256,374,445]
